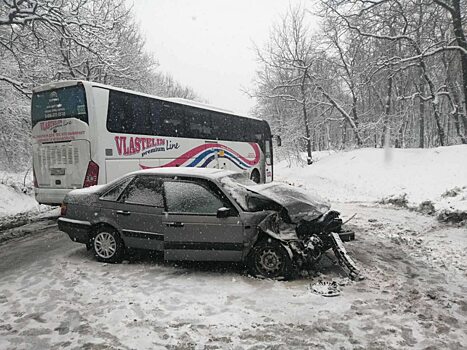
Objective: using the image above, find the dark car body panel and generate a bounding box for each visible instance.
[58,217,92,244]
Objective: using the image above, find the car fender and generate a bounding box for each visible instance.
[89,216,121,235]
[255,212,298,261]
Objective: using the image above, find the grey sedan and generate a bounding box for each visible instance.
[58,168,356,279]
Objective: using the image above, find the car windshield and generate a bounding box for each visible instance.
[219,174,278,212]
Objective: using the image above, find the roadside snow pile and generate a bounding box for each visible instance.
[0,171,42,218]
[275,145,467,223]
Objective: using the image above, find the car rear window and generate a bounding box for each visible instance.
[100,176,134,201]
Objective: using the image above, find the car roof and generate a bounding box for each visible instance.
[127,167,240,180]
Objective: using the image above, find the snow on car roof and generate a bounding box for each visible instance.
[129,167,240,179]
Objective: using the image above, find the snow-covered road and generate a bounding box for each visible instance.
[0,204,466,349]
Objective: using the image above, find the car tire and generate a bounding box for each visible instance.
[92,227,124,263]
[247,239,294,280]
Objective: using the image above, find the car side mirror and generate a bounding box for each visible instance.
[217,207,231,218]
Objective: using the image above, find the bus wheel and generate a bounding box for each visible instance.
[92,227,124,263]
[250,169,261,183]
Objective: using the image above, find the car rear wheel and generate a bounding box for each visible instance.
[92,227,124,263]
[247,239,294,280]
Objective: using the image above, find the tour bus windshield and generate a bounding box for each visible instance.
[31,85,88,126]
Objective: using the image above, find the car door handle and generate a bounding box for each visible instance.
[166,222,184,228]
[116,210,131,216]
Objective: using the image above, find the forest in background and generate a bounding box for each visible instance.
[1,0,466,171]
[253,0,467,164]
[0,0,200,171]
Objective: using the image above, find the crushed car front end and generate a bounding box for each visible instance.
[219,174,361,279]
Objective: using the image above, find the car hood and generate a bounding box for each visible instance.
[246,182,331,223]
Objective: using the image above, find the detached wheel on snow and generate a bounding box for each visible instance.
[92,227,124,263]
[247,239,294,280]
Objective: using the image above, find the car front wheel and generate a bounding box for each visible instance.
[247,239,294,280]
[92,227,124,263]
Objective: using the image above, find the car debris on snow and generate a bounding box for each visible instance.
[310,281,340,297]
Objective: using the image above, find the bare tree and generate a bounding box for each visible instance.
[0,0,203,171]
[320,0,467,145]
[254,6,316,164]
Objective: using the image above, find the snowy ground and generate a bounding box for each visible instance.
[0,146,466,349]
[0,171,40,217]
[276,145,467,220]
[0,204,466,349]
[0,171,56,239]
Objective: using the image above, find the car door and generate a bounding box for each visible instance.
[111,175,165,251]
[162,178,244,261]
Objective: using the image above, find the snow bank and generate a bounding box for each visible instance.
[275,145,467,219]
[0,171,40,217]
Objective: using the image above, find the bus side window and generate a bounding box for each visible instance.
[108,91,150,135]
[219,114,242,142]
[134,96,151,134]
[120,95,134,133]
[158,103,186,137]
[208,112,227,141]
[187,109,212,139]
[148,99,162,135]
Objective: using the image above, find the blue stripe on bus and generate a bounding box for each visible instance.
[187,149,216,167]
[199,155,216,168]
[223,150,250,169]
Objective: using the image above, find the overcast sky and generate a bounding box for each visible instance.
[132,0,304,116]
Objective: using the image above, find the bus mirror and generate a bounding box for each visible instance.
[275,135,282,147]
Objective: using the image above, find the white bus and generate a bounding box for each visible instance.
[31,80,274,205]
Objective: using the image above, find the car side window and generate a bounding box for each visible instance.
[164,181,226,214]
[121,176,164,207]
[100,176,134,201]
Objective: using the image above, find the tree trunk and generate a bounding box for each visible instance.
[446,66,467,143]
[381,75,393,147]
[419,81,425,148]
[342,121,348,149]
[316,85,363,145]
[418,59,445,146]
[300,75,313,164]
[451,0,467,141]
